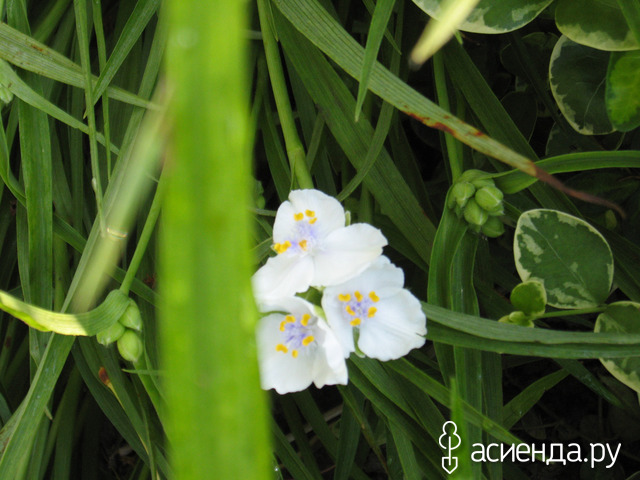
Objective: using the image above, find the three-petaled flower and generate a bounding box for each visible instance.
[256,297,348,394]
[252,189,387,303]
[322,256,427,361]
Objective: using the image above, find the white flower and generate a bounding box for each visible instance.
[256,297,348,394]
[252,189,387,302]
[322,256,426,361]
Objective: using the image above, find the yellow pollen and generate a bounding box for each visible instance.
[369,291,380,302]
[367,307,377,318]
[301,314,311,326]
[345,305,356,316]
[299,239,308,250]
[338,293,351,302]
[279,321,287,332]
[355,291,363,302]
[302,335,315,346]
[305,210,315,217]
[350,318,361,326]
[274,241,292,254]
[309,217,317,224]
[294,212,304,221]
[292,350,299,358]
[285,315,295,324]
[276,344,288,353]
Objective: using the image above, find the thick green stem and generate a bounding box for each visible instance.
[257,0,314,190]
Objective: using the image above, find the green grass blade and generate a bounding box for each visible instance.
[161,0,271,478]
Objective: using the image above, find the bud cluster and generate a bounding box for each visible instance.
[97,301,144,362]
[446,170,505,237]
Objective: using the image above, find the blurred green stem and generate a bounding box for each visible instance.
[257,0,314,190]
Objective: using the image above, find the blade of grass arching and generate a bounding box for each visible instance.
[279,396,323,480]
[273,0,540,177]
[0,335,75,478]
[0,60,119,154]
[348,362,445,478]
[74,0,105,232]
[272,421,317,480]
[32,0,72,43]
[426,320,640,358]
[90,0,160,103]
[354,0,395,122]
[332,397,362,480]
[0,23,153,108]
[554,358,626,411]
[162,2,271,480]
[361,0,401,53]
[274,10,436,262]
[388,421,422,480]
[502,370,568,429]
[92,0,113,179]
[494,151,640,193]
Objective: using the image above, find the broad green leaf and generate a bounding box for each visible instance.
[412,0,553,34]
[550,36,614,135]
[595,302,640,395]
[606,50,640,131]
[556,0,639,51]
[0,289,131,335]
[514,209,614,309]
[510,280,546,316]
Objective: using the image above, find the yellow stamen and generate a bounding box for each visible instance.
[285,315,295,324]
[279,321,287,332]
[350,318,361,326]
[276,344,288,353]
[345,305,356,316]
[274,241,292,254]
[355,291,363,302]
[301,314,311,326]
[309,217,317,224]
[369,291,380,302]
[367,307,377,318]
[294,212,304,221]
[338,293,351,302]
[305,210,315,217]
[292,350,299,358]
[299,239,308,250]
[302,335,315,346]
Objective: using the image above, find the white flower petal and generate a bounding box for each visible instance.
[289,189,345,237]
[272,200,297,243]
[252,254,314,303]
[321,289,357,357]
[324,256,403,300]
[313,224,387,286]
[255,300,348,394]
[357,290,426,361]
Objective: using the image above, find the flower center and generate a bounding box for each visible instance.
[275,313,316,358]
[273,210,319,255]
[338,290,379,327]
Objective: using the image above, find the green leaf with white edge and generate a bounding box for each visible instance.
[0,289,131,336]
[595,302,640,395]
[606,50,640,131]
[510,280,546,316]
[514,209,614,309]
[549,36,614,135]
[555,0,639,51]
[412,0,553,34]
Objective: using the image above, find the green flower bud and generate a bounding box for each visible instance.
[117,329,144,362]
[450,182,476,210]
[463,198,488,227]
[481,216,505,237]
[475,186,504,214]
[96,321,126,346]
[119,301,143,332]
[498,310,534,328]
[471,177,495,189]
